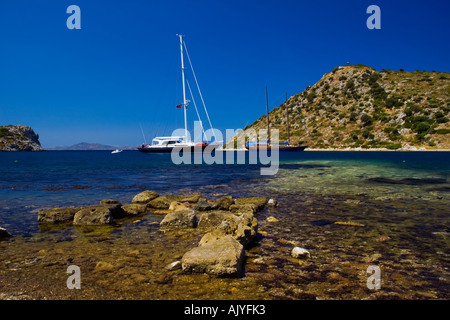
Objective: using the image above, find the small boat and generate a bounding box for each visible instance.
[246,87,307,152]
[111,149,122,154]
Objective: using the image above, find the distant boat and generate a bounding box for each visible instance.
[138,34,221,153]
[246,87,307,152]
[111,149,122,154]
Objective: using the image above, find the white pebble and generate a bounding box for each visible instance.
[291,247,310,259]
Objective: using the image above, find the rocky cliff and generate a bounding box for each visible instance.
[0,125,44,151]
[232,65,450,150]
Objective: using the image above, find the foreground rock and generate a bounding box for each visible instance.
[73,206,114,225]
[233,197,267,212]
[148,193,206,209]
[0,227,12,239]
[122,204,147,216]
[131,190,159,204]
[181,236,244,277]
[160,209,198,228]
[38,207,78,223]
[211,196,234,210]
[197,210,236,229]
[35,191,269,279]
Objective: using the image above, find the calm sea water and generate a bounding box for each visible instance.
[0,151,449,300]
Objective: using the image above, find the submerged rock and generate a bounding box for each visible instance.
[73,205,114,225]
[181,236,244,277]
[148,193,206,209]
[229,204,256,214]
[38,207,78,223]
[233,197,267,212]
[100,199,122,206]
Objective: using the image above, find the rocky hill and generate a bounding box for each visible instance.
[0,125,44,151]
[232,65,450,150]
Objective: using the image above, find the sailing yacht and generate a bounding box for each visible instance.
[246,87,307,151]
[138,35,220,153]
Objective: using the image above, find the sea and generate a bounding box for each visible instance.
[0,150,449,300]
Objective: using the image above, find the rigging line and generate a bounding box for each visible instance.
[139,122,147,144]
[183,40,217,141]
[186,79,208,141]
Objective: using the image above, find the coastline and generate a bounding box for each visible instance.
[218,147,450,152]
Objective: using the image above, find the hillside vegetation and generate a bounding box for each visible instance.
[236,65,450,150]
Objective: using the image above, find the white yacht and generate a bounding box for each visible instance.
[138,35,221,153]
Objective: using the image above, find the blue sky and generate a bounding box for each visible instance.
[0,0,449,147]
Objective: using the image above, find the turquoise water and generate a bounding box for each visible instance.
[0,151,448,299]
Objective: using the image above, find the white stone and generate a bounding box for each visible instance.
[291,247,310,259]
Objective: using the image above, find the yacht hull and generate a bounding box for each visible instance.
[137,145,212,153]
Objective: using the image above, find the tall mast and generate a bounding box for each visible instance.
[266,86,270,144]
[178,34,188,142]
[285,92,290,144]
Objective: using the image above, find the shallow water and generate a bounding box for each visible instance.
[0,151,449,300]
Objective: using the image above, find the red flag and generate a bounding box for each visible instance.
[176,104,182,108]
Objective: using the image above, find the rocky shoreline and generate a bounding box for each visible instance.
[34,191,305,278]
[0,125,44,152]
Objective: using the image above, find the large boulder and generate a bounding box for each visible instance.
[132,190,160,204]
[199,212,258,248]
[219,212,258,247]
[38,207,78,223]
[73,206,114,225]
[160,209,198,228]
[181,236,244,277]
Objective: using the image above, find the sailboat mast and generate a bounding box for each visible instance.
[178,34,188,142]
[285,92,290,144]
[266,86,270,144]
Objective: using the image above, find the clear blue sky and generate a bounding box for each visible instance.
[1,0,449,147]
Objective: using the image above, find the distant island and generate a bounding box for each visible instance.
[0,125,44,151]
[230,65,450,150]
[0,126,137,152]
